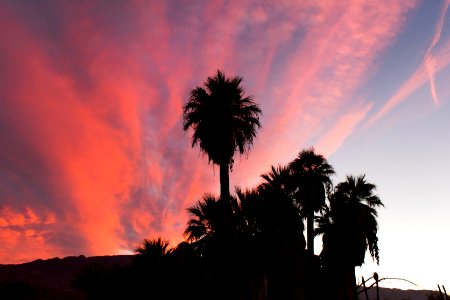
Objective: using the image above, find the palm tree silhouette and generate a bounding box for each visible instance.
[183,70,261,202]
[184,193,243,262]
[184,191,262,299]
[134,237,173,262]
[317,175,384,300]
[184,194,221,243]
[259,165,304,242]
[260,165,293,194]
[258,165,306,299]
[289,147,334,255]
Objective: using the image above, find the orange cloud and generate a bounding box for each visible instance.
[0,206,58,263]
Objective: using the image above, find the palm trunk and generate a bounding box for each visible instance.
[307,209,314,255]
[220,160,230,201]
[335,266,357,300]
[346,266,358,300]
[219,160,232,237]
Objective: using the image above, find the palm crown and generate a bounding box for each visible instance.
[183,70,261,166]
[318,175,384,266]
[183,70,261,200]
[289,147,335,255]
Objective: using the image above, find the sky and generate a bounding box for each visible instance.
[0,0,449,291]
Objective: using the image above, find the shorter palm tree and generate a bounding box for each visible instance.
[134,237,173,261]
[184,194,222,243]
[184,192,261,299]
[257,165,307,299]
[316,175,384,300]
[289,147,335,255]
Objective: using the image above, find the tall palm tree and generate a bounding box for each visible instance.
[183,70,262,201]
[316,175,384,300]
[289,147,335,255]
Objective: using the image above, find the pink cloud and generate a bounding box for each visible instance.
[315,103,372,157]
[424,0,450,106]
[231,0,417,187]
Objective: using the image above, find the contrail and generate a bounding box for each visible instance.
[365,39,450,129]
[365,1,450,129]
[424,0,450,106]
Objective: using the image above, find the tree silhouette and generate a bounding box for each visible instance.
[257,165,306,299]
[289,147,334,255]
[184,194,222,243]
[183,70,261,202]
[184,191,264,299]
[316,175,384,300]
[258,165,305,245]
[134,237,172,261]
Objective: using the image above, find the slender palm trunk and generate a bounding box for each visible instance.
[351,266,358,300]
[220,160,230,201]
[219,160,232,237]
[307,209,314,255]
[344,266,358,300]
[333,266,357,300]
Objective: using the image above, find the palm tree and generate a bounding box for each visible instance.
[184,192,260,299]
[316,175,384,300]
[258,165,306,300]
[289,147,334,255]
[259,165,304,242]
[260,165,293,194]
[134,237,173,260]
[324,175,383,266]
[183,70,262,201]
[184,194,223,243]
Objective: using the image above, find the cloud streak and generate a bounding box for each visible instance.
[0,0,418,263]
[366,38,450,128]
[424,0,450,106]
[367,0,450,127]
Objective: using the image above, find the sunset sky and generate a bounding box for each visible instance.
[1,0,449,290]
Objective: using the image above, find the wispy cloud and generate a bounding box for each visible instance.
[424,0,450,106]
[366,38,450,128]
[367,0,450,127]
[315,103,372,157]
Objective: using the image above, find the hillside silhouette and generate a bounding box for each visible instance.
[0,255,132,299]
[0,255,439,300]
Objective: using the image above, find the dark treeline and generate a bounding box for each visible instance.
[73,155,382,300]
